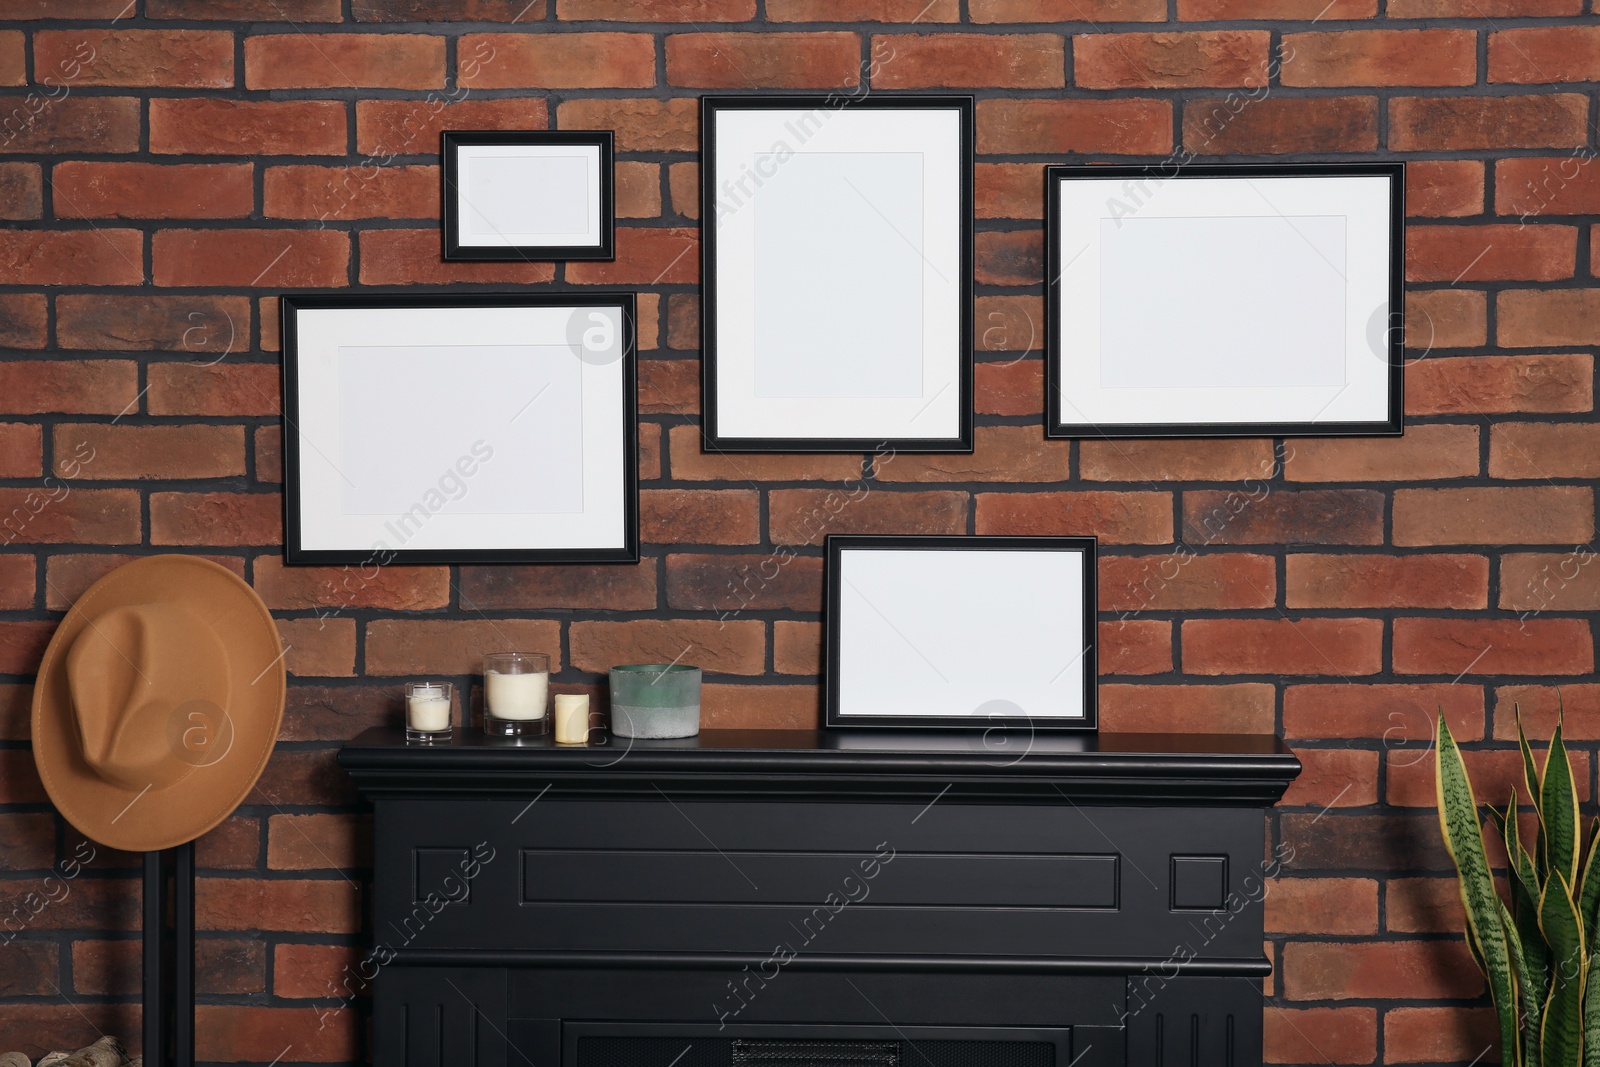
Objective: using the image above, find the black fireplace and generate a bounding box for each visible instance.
[338,729,1298,1067]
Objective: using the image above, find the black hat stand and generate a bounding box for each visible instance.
[142,842,194,1067]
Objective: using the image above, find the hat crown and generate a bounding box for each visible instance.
[64,603,231,793]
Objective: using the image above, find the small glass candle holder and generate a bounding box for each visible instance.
[404,682,454,743]
[609,664,702,739]
[483,652,550,737]
[553,693,591,744]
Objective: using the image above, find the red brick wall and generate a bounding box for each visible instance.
[0,1,1595,1062]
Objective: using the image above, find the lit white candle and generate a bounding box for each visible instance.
[553,694,589,744]
[486,670,548,721]
[407,685,451,732]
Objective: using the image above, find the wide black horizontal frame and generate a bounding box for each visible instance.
[280,292,639,566]
[824,535,1098,732]
[1045,161,1406,440]
[700,93,975,454]
[441,130,615,262]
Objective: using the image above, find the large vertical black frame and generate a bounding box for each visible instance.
[143,842,194,1067]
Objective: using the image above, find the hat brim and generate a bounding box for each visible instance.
[32,555,285,853]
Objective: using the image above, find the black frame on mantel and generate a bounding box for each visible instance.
[281,292,639,566]
[441,130,615,262]
[1046,161,1406,440]
[701,94,975,454]
[824,535,1098,732]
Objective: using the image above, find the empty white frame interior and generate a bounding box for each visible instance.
[712,105,963,441]
[292,303,628,553]
[1054,172,1394,428]
[455,142,603,249]
[834,547,1089,720]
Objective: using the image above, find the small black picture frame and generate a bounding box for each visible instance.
[442,130,615,262]
[824,535,1098,732]
[1046,161,1405,439]
[281,292,638,566]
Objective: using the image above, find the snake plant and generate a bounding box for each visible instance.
[1436,709,1600,1066]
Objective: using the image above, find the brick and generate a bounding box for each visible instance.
[974,0,1164,18]
[53,424,246,480]
[666,553,823,612]
[0,488,140,546]
[1390,95,1589,151]
[0,161,39,218]
[356,97,547,156]
[1099,618,1171,675]
[246,33,443,89]
[57,294,248,354]
[773,620,820,675]
[0,96,140,155]
[358,229,556,286]
[0,229,141,286]
[1497,155,1600,218]
[1096,682,1274,733]
[1100,552,1275,612]
[37,29,233,88]
[268,813,371,870]
[1284,424,1479,481]
[976,360,1042,417]
[1265,877,1378,935]
[0,424,40,478]
[1287,553,1487,610]
[279,616,352,677]
[878,427,1069,483]
[614,160,662,219]
[460,562,659,611]
[195,877,357,934]
[281,685,394,742]
[773,0,957,16]
[639,423,661,481]
[274,942,360,1001]
[149,0,342,15]
[1389,745,1590,808]
[977,99,1172,155]
[366,619,562,675]
[1502,551,1600,612]
[571,619,765,675]
[975,168,1041,220]
[638,358,698,412]
[1499,289,1600,347]
[1393,617,1593,675]
[564,0,748,15]
[1077,30,1269,90]
[667,31,859,87]
[1386,1007,1502,1064]
[1182,0,1371,14]
[1411,354,1591,415]
[1184,96,1378,155]
[0,31,19,86]
[255,555,449,612]
[1284,940,1481,1001]
[1490,26,1600,84]
[1286,682,1483,743]
[0,941,54,995]
[566,227,697,285]
[975,490,1172,544]
[356,0,547,15]
[196,1005,356,1063]
[72,940,143,996]
[0,748,45,802]
[668,426,864,482]
[974,230,1041,286]
[1407,223,1576,282]
[461,32,653,88]
[154,229,348,288]
[265,163,435,222]
[1280,811,1452,871]
[0,1005,139,1063]
[45,553,244,611]
[0,293,45,348]
[255,425,281,484]
[152,98,347,157]
[0,810,53,868]
[1493,684,1600,740]
[0,0,135,13]
[150,491,281,547]
[1281,748,1379,808]
[1183,488,1384,546]
[1492,422,1600,479]
[1282,30,1475,87]
[1184,618,1382,676]
[0,553,27,610]
[700,683,820,729]
[0,360,137,415]
[1081,439,1276,483]
[1407,159,1484,218]
[665,295,698,351]
[874,33,1064,89]
[669,161,698,218]
[195,815,260,870]
[1391,0,1572,12]
[769,488,968,545]
[148,361,280,417]
[642,489,760,545]
[0,683,30,740]
[1386,877,1464,935]
[1394,486,1593,545]
[1263,1007,1377,1065]
[636,294,661,351]
[1406,288,1486,351]
[558,98,699,153]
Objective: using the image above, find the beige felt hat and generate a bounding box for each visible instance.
[32,555,285,852]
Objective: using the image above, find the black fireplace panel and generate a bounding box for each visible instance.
[564,1024,1067,1067]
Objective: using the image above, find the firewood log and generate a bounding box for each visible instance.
[58,1036,124,1067]
[0,1052,31,1067]
[37,1052,68,1067]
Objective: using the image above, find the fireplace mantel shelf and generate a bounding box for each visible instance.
[339,727,1299,804]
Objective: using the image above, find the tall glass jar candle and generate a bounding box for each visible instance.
[483,652,550,737]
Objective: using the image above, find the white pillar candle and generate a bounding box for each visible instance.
[407,686,452,732]
[486,670,548,721]
[553,694,590,744]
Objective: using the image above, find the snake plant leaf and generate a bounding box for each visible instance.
[1583,950,1600,1067]
[1521,711,1550,875]
[1438,715,1523,1064]
[1539,869,1585,1064]
[1507,793,1554,1010]
[1503,898,1542,1067]
[1580,819,1600,941]
[1543,720,1581,889]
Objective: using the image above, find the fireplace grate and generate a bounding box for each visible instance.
[576,1036,1053,1067]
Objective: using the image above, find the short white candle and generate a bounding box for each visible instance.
[553,694,590,744]
[407,686,451,732]
[486,670,548,721]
